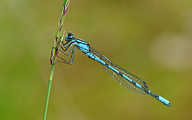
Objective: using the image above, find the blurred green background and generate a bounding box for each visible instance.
[1,0,192,120]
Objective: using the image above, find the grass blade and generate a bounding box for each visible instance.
[43,0,70,120]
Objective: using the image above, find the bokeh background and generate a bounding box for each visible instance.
[1,0,192,120]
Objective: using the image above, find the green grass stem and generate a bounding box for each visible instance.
[43,0,70,120]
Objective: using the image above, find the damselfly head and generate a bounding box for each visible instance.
[65,33,73,41]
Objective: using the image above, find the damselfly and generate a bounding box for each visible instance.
[56,33,171,107]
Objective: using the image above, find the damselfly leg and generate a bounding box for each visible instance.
[56,41,76,65]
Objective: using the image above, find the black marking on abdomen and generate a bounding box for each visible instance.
[132,81,136,86]
[143,89,149,94]
[150,92,159,98]
[105,63,109,67]
[119,72,123,77]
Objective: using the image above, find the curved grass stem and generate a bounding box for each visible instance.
[43,0,70,120]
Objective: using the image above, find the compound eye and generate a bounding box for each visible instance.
[68,33,73,39]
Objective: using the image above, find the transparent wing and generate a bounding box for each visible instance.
[90,47,149,95]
